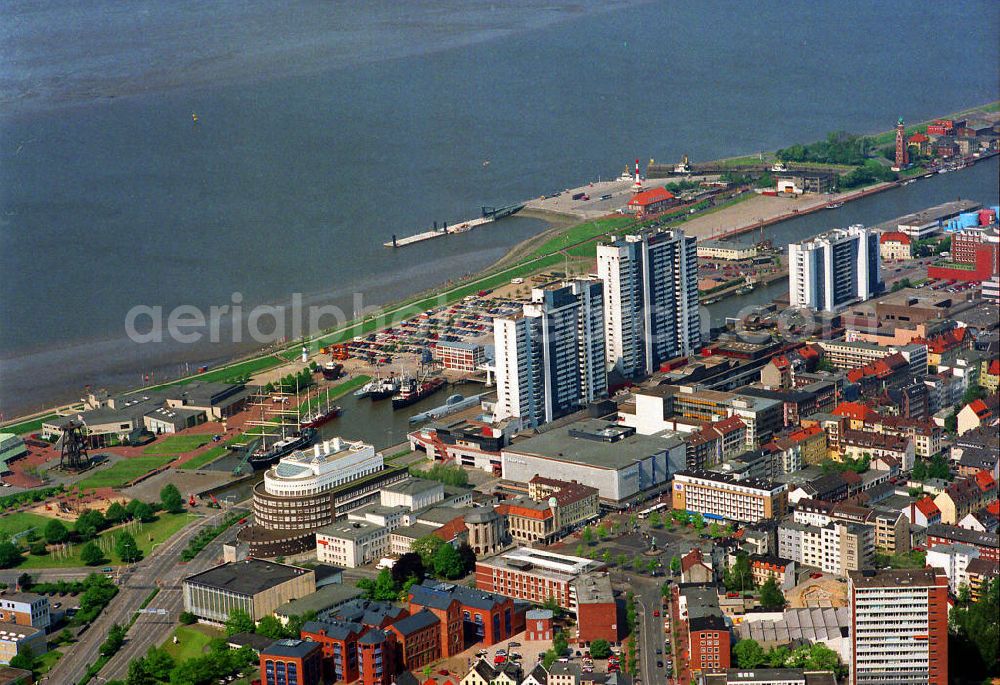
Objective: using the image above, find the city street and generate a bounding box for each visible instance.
[40,507,242,685]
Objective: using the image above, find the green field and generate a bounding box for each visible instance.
[0,413,58,436]
[0,511,57,539]
[143,434,213,455]
[177,445,228,470]
[162,624,224,661]
[18,512,196,569]
[76,455,177,490]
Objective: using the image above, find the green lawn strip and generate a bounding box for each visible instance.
[177,445,228,470]
[0,511,56,538]
[17,512,196,569]
[37,648,63,674]
[75,455,177,489]
[1,413,58,436]
[162,623,224,662]
[142,434,213,455]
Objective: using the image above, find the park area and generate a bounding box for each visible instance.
[74,455,177,490]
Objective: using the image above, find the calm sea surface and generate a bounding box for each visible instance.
[1,0,998,416]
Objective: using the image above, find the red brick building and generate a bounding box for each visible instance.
[260,639,324,685]
[574,574,621,646]
[386,610,441,672]
[300,619,366,684]
[672,584,730,677]
[626,187,676,218]
[358,630,398,685]
[925,523,999,562]
[524,609,554,641]
[408,580,521,656]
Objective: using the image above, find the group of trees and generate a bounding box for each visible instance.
[723,553,754,593]
[775,131,873,166]
[410,465,468,487]
[733,640,845,677]
[357,540,477,602]
[0,485,64,514]
[758,576,785,609]
[224,607,317,641]
[911,454,951,482]
[180,510,243,562]
[838,160,897,189]
[73,573,120,625]
[950,578,1000,677]
[820,454,870,475]
[263,367,315,395]
[123,639,257,685]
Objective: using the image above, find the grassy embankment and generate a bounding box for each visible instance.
[17,512,196,569]
[75,455,178,490]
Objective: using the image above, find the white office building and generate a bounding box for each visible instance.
[494,280,606,428]
[789,225,882,312]
[315,520,388,568]
[597,228,701,376]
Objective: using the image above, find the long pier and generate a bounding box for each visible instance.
[384,203,524,248]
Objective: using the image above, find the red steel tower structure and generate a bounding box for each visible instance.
[894,116,909,169]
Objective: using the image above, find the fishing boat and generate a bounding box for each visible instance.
[369,376,401,400]
[392,376,446,410]
[826,201,844,209]
[321,361,344,380]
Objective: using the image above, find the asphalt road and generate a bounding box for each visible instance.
[41,507,241,685]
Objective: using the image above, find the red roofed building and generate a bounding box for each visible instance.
[906,496,942,528]
[845,352,910,393]
[957,394,1000,436]
[626,187,676,218]
[934,474,998,525]
[981,359,1000,394]
[834,401,881,426]
[927,119,955,136]
[908,132,931,155]
[880,231,912,261]
[679,548,713,583]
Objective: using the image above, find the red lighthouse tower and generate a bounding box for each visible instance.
[894,116,909,170]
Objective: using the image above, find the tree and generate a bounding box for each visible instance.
[950,577,999,676]
[734,639,767,668]
[692,512,705,530]
[927,453,951,480]
[132,501,156,522]
[581,527,594,545]
[368,569,401,601]
[8,645,36,672]
[759,576,785,609]
[595,524,608,539]
[804,643,842,674]
[125,657,158,685]
[432,543,465,580]
[80,541,105,566]
[646,559,658,574]
[391,552,426,586]
[911,459,928,481]
[661,582,671,598]
[75,509,106,540]
[724,553,754,592]
[456,543,477,576]
[256,615,286,639]
[766,645,789,667]
[179,611,197,625]
[106,502,127,524]
[160,483,184,513]
[589,639,611,659]
[648,512,662,528]
[615,554,627,568]
[0,541,23,568]
[100,623,127,657]
[601,550,612,564]
[412,535,445,566]
[115,531,142,563]
[28,541,47,557]
[16,572,33,590]
[225,608,255,637]
[670,555,682,575]
[945,412,958,433]
[575,544,586,557]
[44,518,69,544]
